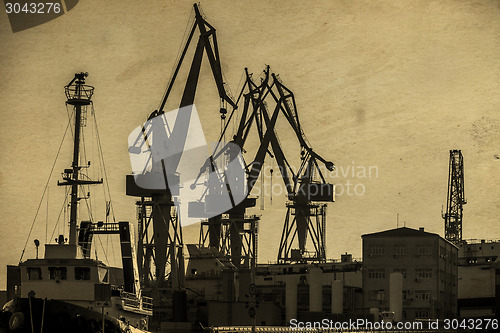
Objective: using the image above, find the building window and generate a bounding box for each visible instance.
[369,245,385,256]
[415,311,430,318]
[27,267,42,280]
[394,246,406,256]
[75,267,91,280]
[368,269,385,279]
[415,268,432,279]
[417,245,430,255]
[368,290,385,301]
[439,246,447,258]
[49,267,67,280]
[415,290,432,301]
[368,291,378,301]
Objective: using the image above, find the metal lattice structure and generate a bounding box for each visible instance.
[126,3,237,323]
[134,196,183,290]
[198,214,259,268]
[196,67,334,265]
[278,202,327,263]
[442,150,466,245]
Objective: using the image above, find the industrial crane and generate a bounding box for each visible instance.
[442,150,466,245]
[126,3,335,325]
[194,66,335,265]
[125,3,237,323]
[268,74,335,263]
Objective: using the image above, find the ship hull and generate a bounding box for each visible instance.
[0,297,145,333]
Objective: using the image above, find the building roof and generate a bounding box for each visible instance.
[361,227,439,239]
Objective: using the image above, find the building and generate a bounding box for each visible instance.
[185,244,363,326]
[457,240,500,318]
[362,227,458,320]
[458,239,500,266]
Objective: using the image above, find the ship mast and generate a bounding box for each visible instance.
[59,73,102,245]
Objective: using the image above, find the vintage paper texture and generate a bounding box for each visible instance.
[0,0,499,284]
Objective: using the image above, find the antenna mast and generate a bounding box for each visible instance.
[59,73,102,245]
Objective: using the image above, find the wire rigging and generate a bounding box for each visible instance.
[92,104,116,222]
[19,117,72,263]
[50,186,70,242]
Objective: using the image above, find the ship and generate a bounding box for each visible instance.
[0,73,153,333]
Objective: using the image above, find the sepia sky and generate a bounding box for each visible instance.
[1,0,500,285]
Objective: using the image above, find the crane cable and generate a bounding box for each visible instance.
[157,9,195,112]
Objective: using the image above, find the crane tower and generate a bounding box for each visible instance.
[442,150,466,245]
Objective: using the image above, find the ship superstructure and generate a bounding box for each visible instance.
[1,73,152,333]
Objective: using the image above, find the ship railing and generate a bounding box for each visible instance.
[65,84,94,101]
[142,295,153,311]
[186,270,221,279]
[120,291,153,314]
[90,222,120,233]
[462,238,500,245]
[121,291,139,308]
